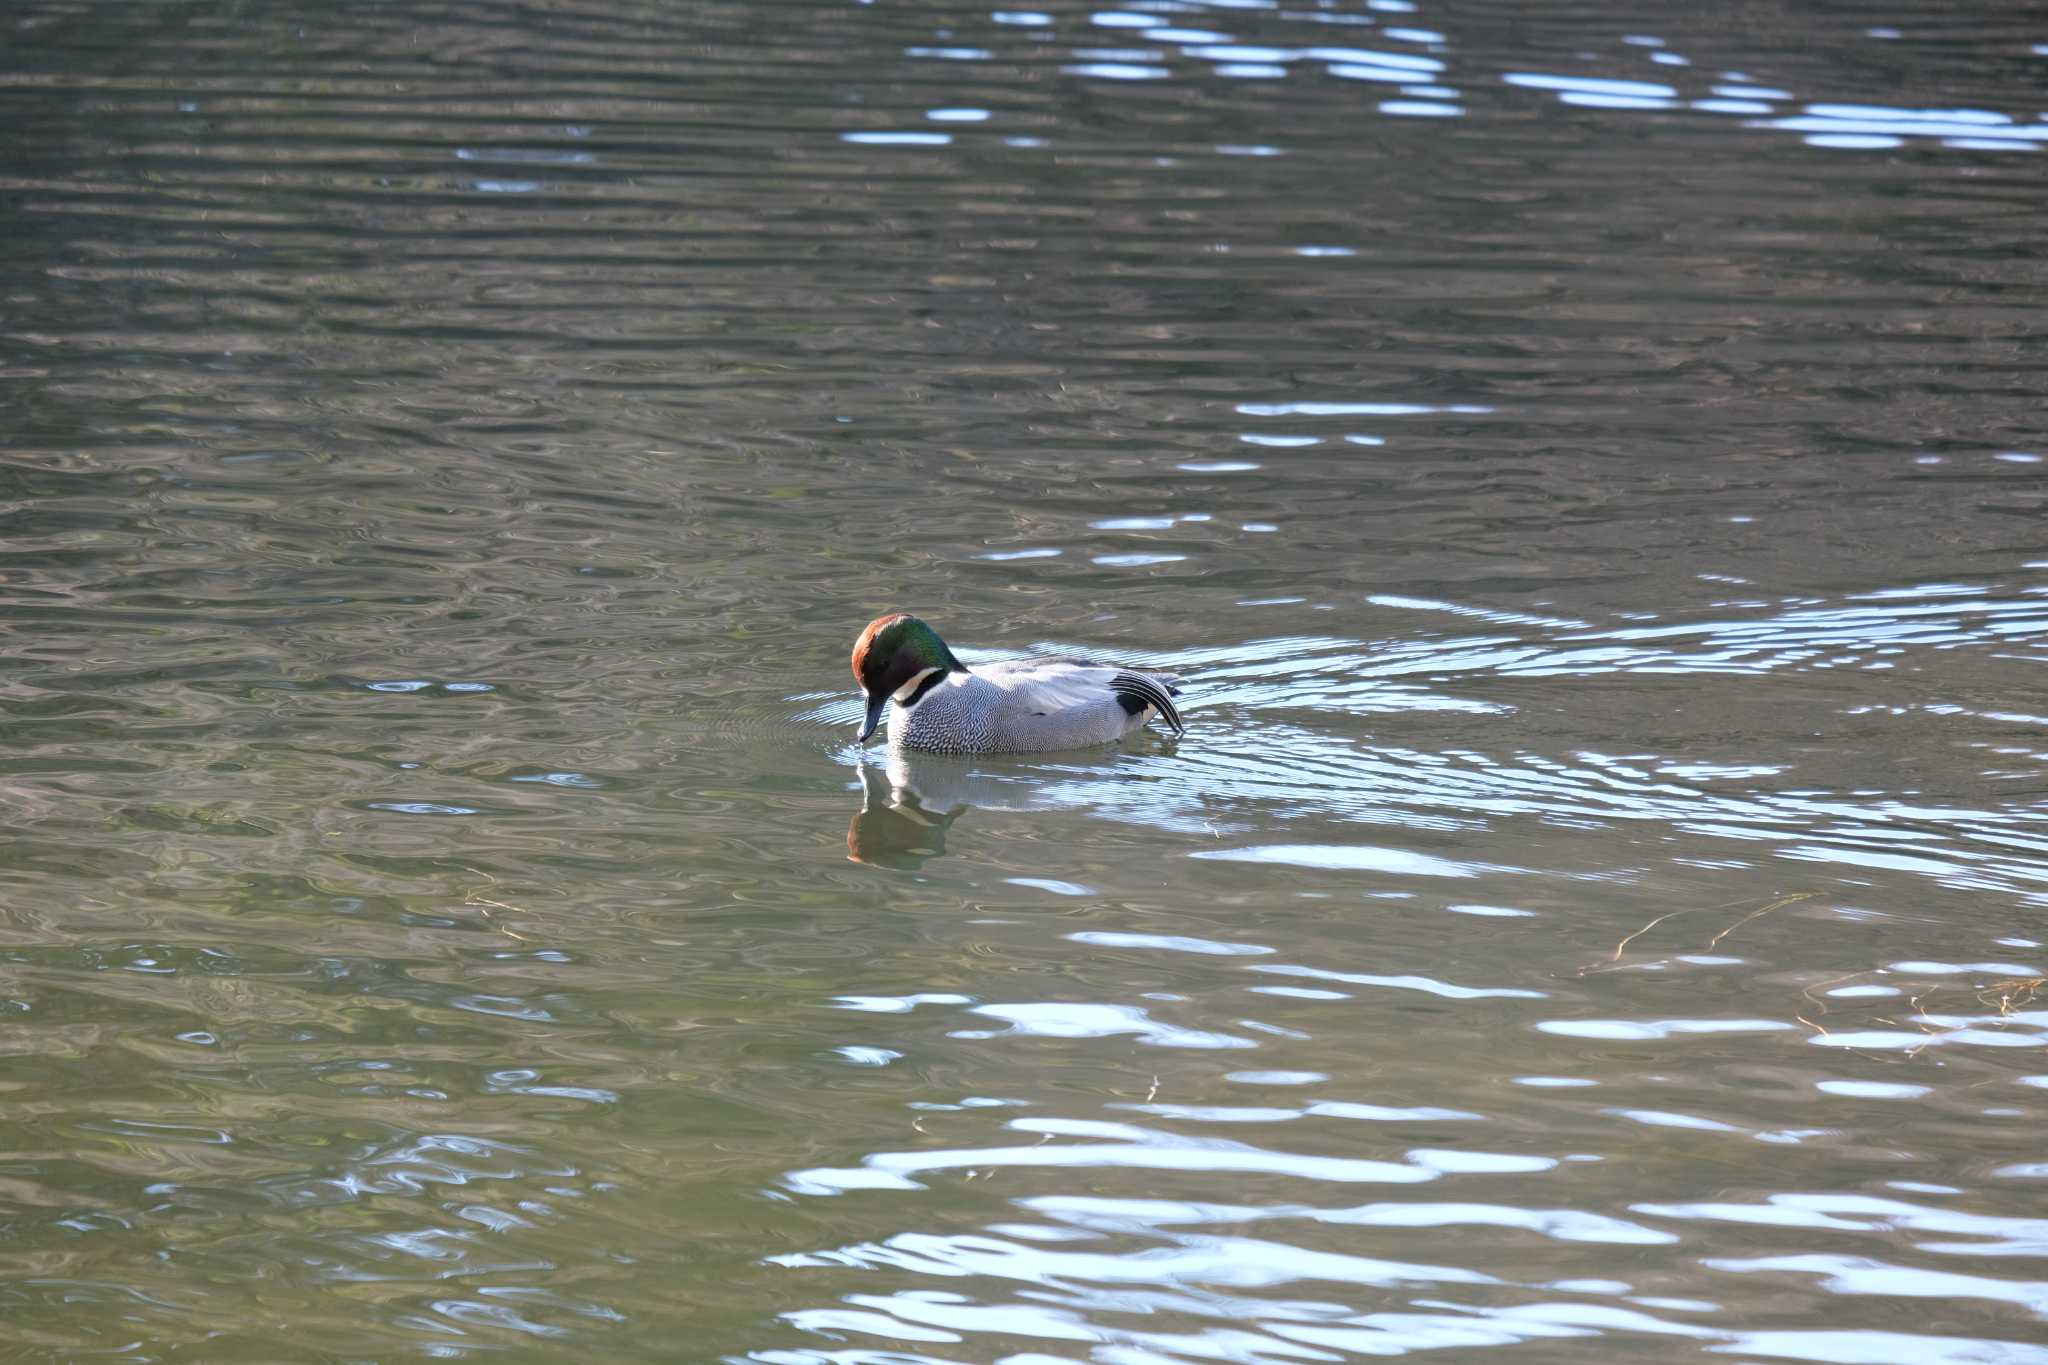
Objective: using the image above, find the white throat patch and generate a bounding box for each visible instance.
[891,667,941,704]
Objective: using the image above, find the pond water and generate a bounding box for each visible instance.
[4,0,2048,1360]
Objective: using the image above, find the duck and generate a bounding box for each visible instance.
[851,613,1185,753]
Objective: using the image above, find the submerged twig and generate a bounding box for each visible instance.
[1979,977,2044,1015]
[462,871,537,944]
[1608,910,1692,962]
[465,895,536,943]
[1706,890,1819,950]
[457,865,536,943]
[1582,888,1819,976]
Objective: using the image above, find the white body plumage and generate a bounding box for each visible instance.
[888,658,1185,754]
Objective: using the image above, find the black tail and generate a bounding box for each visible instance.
[1111,671,1185,736]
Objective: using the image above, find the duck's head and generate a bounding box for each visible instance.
[851,613,963,743]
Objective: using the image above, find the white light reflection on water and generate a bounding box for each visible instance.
[792,403,2048,1365]
[876,2,2048,161]
[1505,67,2047,152]
[759,1196,2048,1360]
[1504,73,1678,100]
[831,579,2048,905]
[784,1116,1447,1195]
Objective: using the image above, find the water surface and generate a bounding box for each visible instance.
[4,0,2048,1360]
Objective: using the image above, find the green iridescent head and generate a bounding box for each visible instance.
[851,613,962,741]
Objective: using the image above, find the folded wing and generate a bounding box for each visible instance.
[980,657,1185,737]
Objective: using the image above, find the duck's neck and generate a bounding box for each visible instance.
[894,665,957,709]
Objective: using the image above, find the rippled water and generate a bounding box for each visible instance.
[5,0,2048,1360]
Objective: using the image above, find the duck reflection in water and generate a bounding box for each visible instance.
[845,750,1083,869]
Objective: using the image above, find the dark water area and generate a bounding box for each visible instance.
[4,0,2048,1360]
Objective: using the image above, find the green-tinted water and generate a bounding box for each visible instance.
[4,1,2048,1360]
